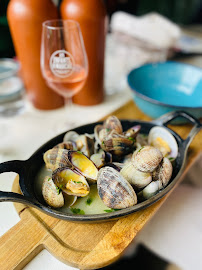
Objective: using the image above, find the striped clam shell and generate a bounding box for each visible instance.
[42,176,64,208]
[152,157,173,187]
[132,146,163,173]
[43,148,71,171]
[97,166,137,209]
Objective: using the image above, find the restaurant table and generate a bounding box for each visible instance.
[0,97,201,270]
[0,28,202,269]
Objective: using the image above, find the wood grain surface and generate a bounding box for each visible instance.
[0,100,201,270]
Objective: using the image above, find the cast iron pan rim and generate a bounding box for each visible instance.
[19,119,185,222]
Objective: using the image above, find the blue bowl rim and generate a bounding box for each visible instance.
[127,61,202,110]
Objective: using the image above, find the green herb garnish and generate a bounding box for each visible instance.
[104,209,114,213]
[56,186,61,195]
[104,209,120,213]
[86,198,93,205]
[77,151,83,154]
[128,137,135,142]
[168,157,175,161]
[70,208,85,215]
[48,177,51,181]
[102,141,105,145]
[73,181,83,184]
[106,128,110,132]
[138,146,144,153]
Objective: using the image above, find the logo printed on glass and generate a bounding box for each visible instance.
[50,50,74,78]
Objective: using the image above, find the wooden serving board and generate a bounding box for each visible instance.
[0,101,201,270]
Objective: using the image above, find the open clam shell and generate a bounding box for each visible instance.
[103,116,123,134]
[152,157,173,187]
[76,134,94,157]
[124,125,141,139]
[90,149,112,169]
[52,167,90,197]
[68,151,98,183]
[148,126,178,158]
[42,176,64,208]
[101,136,135,156]
[97,166,137,209]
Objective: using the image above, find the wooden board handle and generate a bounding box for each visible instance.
[0,210,46,270]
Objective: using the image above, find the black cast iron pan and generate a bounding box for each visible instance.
[0,111,201,222]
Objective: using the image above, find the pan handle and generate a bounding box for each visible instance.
[0,160,38,206]
[152,111,202,148]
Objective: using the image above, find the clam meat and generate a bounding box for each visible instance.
[148,126,178,158]
[90,149,112,169]
[97,166,137,209]
[68,151,98,183]
[52,167,90,197]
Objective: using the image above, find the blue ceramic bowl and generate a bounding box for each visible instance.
[128,61,202,121]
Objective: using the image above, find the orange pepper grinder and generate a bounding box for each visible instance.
[7,0,64,110]
[60,0,107,106]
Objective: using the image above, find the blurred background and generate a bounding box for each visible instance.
[1,0,202,58]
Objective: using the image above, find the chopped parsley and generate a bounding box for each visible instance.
[48,177,51,181]
[73,181,83,184]
[138,146,144,153]
[77,151,83,154]
[70,208,85,215]
[104,209,120,213]
[168,157,175,161]
[56,186,62,195]
[86,198,93,205]
[128,137,135,142]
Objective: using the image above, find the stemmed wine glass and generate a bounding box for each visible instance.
[41,20,88,129]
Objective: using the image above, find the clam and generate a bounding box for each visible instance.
[152,157,173,187]
[76,134,94,157]
[148,127,178,158]
[42,176,64,208]
[120,161,152,189]
[68,151,98,183]
[97,166,137,209]
[54,142,76,151]
[123,125,141,139]
[43,148,71,171]
[63,131,79,143]
[103,116,123,134]
[52,167,89,197]
[138,181,161,200]
[90,149,112,169]
[63,131,94,157]
[136,133,149,147]
[101,136,135,156]
[94,116,123,145]
[132,146,163,173]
